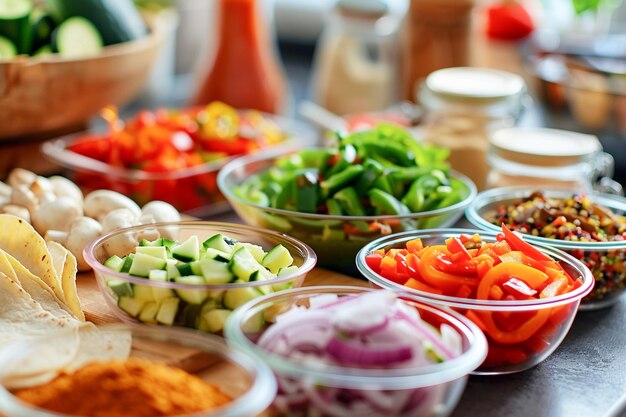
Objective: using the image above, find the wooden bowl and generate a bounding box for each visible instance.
[0,17,166,140]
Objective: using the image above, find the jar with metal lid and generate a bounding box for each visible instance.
[487,127,623,194]
[418,67,527,191]
[310,0,402,116]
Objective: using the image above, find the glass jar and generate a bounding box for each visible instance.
[310,0,402,116]
[418,67,526,191]
[487,127,623,194]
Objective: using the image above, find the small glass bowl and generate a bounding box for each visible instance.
[225,285,488,417]
[0,324,276,417]
[466,186,626,310]
[356,229,594,375]
[84,221,316,334]
[217,148,476,275]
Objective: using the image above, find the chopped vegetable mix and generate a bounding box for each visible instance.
[366,225,585,369]
[67,102,286,212]
[490,191,626,304]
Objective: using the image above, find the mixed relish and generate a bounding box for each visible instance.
[491,191,626,304]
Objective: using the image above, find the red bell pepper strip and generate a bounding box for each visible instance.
[500,224,553,262]
[445,237,472,260]
[502,277,538,298]
[419,246,480,294]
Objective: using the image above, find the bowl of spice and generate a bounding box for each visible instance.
[466,187,626,310]
[0,325,276,417]
[225,286,488,416]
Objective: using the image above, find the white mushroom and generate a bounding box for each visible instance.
[38,191,57,206]
[100,208,142,257]
[0,204,31,222]
[49,176,83,204]
[10,185,38,214]
[29,176,54,198]
[84,190,141,221]
[7,168,36,188]
[140,201,181,240]
[46,217,103,271]
[31,196,83,236]
[0,181,11,198]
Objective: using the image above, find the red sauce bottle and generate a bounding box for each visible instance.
[192,0,287,114]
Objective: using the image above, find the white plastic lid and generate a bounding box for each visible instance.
[490,127,602,166]
[425,67,525,100]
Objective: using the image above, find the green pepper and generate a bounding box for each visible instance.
[292,169,319,213]
[369,189,411,215]
[333,187,365,216]
[299,149,332,170]
[373,175,393,195]
[321,165,364,198]
[326,198,344,216]
[326,144,357,177]
[354,159,384,196]
[402,175,440,212]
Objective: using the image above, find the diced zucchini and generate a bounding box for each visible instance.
[223,285,262,310]
[120,254,134,273]
[128,253,166,277]
[107,279,133,297]
[234,243,266,264]
[242,311,266,333]
[203,248,231,263]
[202,234,234,254]
[195,258,233,284]
[172,236,200,262]
[149,269,175,301]
[174,275,209,304]
[156,297,180,325]
[229,246,263,282]
[132,284,155,302]
[176,262,193,277]
[118,296,145,317]
[104,255,124,272]
[166,259,181,280]
[135,246,168,260]
[138,302,160,324]
[139,238,164,246]
[204,309,231,333]
[262,244,293,274]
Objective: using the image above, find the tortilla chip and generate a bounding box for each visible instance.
[0,214,65,304]
[0,250,74,322]
[47,241,85,321]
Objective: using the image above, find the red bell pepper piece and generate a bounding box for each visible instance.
[485,1,535,41]
[434,253,477,276]
[502,277,538,298]
[365,253,383,272]
[500,224,553,262]
[445,237,472,260]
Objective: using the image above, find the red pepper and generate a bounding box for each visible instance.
[365,253,383,272]
[445,237,472,260]
[434,254,477,276]
[500,224,553,262]
[485,1,535,41]
[502,277,538,298]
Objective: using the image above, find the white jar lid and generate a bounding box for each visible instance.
[425,67,526,100]
[490,127,602,167]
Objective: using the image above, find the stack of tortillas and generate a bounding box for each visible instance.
[0,214,130,389]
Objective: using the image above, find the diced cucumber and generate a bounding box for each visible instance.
[242,311,265,333]
[278,265,299,277]
[202,234,234,254]
[52,16,103,58]
[118,296,145,317]
[234,243,266,263]
[104,255,125,272]
[262,244,293,274]
[192,258,233,284]
[271,280,294,293]
[128,253,166,277]
[229,246,263,282]
[176,262,193,277]
[172,236,200,262]
[140,238,164,246]
[120,254,134,273]
[107,279,133,297]
[204,309,231,333]
[156,297,180,325]
[203,248,230,263]
[174,275,209,304]
[135,246,168,261]
[138,301,160,324]
[223,285,262,310]
[132,284,155,302]
[149,269,175,301]
[166,259,180,280]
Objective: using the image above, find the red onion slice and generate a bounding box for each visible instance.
[325,335,413,366]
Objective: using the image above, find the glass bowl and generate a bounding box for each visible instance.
[0,324,276,417]
[217,148,476,275]
[466,187,626,310]
[41,112,317,217]
[84,221,316,334]
[225,285,487,417]
[356,229,594,375]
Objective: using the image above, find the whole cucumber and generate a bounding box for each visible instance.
[50,0,146,45]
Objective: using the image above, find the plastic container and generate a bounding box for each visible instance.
[84,221,316,333]
[217,148,476,274]
[417,67,526,191]
[357,229,594,374]
[466,187,626,309]
[0,325,276,417]
[486,127,622,194]
[310,0,402,116]
[225,286,487,417]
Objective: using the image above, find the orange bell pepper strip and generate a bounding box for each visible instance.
[418,246,480,294]
[477,308,552,344]
[404,278,444,295]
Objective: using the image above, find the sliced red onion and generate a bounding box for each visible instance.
[325,335,413,366]
[360,389,413,414]
[308,293,339,309]
[441,323,463,357]
[394,309,454,360]
[331,291,396,333]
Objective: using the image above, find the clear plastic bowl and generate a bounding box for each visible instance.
[0,324,276,417]
[41,113,317,217]
[217,148,476,274]
[356,229,594,375]
[225,285,488,417]
[465,187,626,310]
[84,221,316,334]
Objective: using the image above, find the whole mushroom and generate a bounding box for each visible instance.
[48,176,83,204]
[84,190,141,221]
[100,208,145,257]
[140,201,181,240]
[31,196,83,236]
[46,217,103,271]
